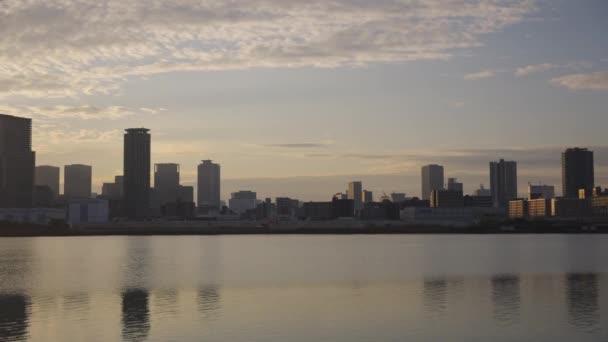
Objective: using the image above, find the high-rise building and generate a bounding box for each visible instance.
[154,163,180,208]
[490,159,518,209]
[0,114,35,208]
[35,165,60,198]
[198,160,221,209]
[447,178,464,193]
[362,190,374,203]
[528,184,555,200]
[562,148,594,198]
[124,128,151,220]
[421,165,444,200]
[348,181,363,214]
[178,186,194,203]
[64,164,92,199]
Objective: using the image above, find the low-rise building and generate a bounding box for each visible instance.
[551,198,592,218]
[303,202,332,220]
[528,198,551,218]
[66,199,109,225]
[0,208,65,225]
[401,207,504,226]
[430,190,464,208]
[509,199,528,219]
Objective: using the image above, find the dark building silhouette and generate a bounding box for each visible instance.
[0,114,35,208]
[490,159,518,209]
[153,163,180,209]
[331,197,354,218]
[430,189,464,208]
[491,275,521,325]
[64,164,92,199]
[124,128,151,220]
[562,148,594,198]
[35,165,60,199]
[0,294,30,341]
[34,185,54,207]
[121,289,150,342]
[198,160,221,211]
[421,164,444,200]
[566,273,599,331]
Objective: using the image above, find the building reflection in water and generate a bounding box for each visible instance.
[566,273,599,332]
[423,279,447,315]
[0,294,30,341]
[198,285,221,320]
[122,289,150,342]
[491,274,521,325]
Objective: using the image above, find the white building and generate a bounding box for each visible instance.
[67,199,109,225]
[228,191,257,214]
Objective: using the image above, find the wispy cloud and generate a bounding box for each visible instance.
[551,71,608,90]
[464,70,497,80]
[0,0,536,98]
[265,143,329,149]
[514,63,558,76]
[0,105,162,120]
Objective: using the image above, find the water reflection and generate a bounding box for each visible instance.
[491,275,521,325]
[121,289,150,342]
[0,294,30,342]
[566,273,599,332]
[423,279,447,315]
[198,285,221,320]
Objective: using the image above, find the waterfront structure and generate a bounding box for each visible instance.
[228,191,257,214]
[64,164,92,199]
[562,148,594,198]
[490,159,518,209]
[124,128,151,220]
[400,207,503,226]
[0,114,35,208]
[528,184,555,200]
[198,160,221,210]
[348,181,363,214]
[154,163,180,208]
[508,199,528,219]
[276,197,300,219]
[35,165,60,198]
[303,202,333,220]
[551,198,592,218]
[362,190,374,203]
[447,178,464,193]
[430,189,464,208]
[66,199,109,225]
[421,165,444,200]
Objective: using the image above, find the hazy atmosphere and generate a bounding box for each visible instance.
[2,0,607,200]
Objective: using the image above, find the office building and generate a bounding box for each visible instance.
[178,185,194,203]
[348,181,363,214]
[303,202,333,221]
[0,114,35,208]
[228,191,257,214]
[35,165,60,198]
[421,165,444,200]
[464,195,493,208]
[474,184,491,197]
[508,199,528,219]
[390,193,406,203]
[198,160,221,209]
[551,198,592,218]
[64,164,92,199]
[528,184,555,200]
[562,148,594,198]
[276,197,300,218]
[101,175,124,200]
[490,159,518,209]
[430,189,464,208]
[447,178,464,193]
[154,163,180,208]
[124,128,151,220]
[362,190,374,203]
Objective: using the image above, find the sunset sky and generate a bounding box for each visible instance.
[1,0,607,200]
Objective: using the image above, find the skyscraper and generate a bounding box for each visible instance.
[490,159,518,209]
[0,114,35,208]
[154,163,180,208]
[447,178,464,193]
[35,165,60,198]
[348,181,362,214]
[124,128,151,219]
[562,148,594,198]
[198,160,221,209]
[421,165,444,200]
[64,164,92,199]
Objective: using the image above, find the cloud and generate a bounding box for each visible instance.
[551,71,608,90]
[0,0,536,98]
[0,105,161,120]
[464,70,496,80]
[265,143,329,148]
[514,63,557,76]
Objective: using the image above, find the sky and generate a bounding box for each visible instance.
[1,0,607,201]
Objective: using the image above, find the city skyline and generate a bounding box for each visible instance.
[0,1,607,200]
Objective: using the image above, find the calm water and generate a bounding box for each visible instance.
[1,235,608,342]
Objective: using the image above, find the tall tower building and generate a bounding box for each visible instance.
[0,114,35,208]
[562,148,594,198]
[490,159,518,209]
[35,165,60,198]
[154,163,180,208]
[124,128,151,219]
[198,160,221,209]
[421,165,444,200]
[348,181,363,214]
[64,164,92,199]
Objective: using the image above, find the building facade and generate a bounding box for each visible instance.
[421,165,444,200]
[490,159,518,209]
[64,164,92,199]
[154,163,180,209]
[124,128,151,220]
[35,165,60,198]
[198,160,221,210]
[348,181,363,214]
[562,148,594,198]
[0,114,35,208]
[528,184,555,200]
